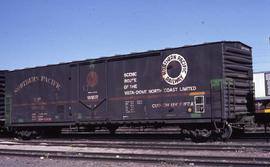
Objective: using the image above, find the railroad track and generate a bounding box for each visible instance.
[0,148,269,167]
[0,139,270,166]
[1,139,270,152]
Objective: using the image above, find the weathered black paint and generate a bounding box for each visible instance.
[0,71,6,123]
[5,65,71,125]
[4,41,253,127]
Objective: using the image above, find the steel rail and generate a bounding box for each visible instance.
[1,139,270,152]
[0,148,269,167]
[0,142,262,152]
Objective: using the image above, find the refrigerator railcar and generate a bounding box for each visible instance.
[4,41,253,140]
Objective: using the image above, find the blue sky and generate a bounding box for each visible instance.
[0,0,269,72]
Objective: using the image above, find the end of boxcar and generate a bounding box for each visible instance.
[0,71,7,134]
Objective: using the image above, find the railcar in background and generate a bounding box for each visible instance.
[254,72,270,125]
[0,41,254,141]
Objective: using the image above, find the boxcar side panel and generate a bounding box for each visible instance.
[6,64,72,125]
[5,42,251,127]
[73,61,108,122]
[107,44,223,122]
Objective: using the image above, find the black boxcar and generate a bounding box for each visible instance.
[4,41,254,140]
[0,71,5,128]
